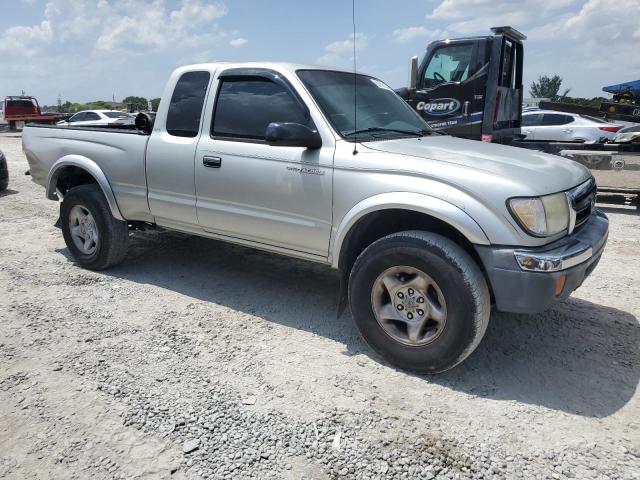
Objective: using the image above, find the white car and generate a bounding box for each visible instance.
[613,124,640,143]
[521,110,622,142]
[57,110,132,126]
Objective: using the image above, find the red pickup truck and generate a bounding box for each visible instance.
[2,96,67,131]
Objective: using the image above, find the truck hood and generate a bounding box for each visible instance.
[362,135,591,196]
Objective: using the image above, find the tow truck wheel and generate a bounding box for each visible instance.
[60,184,128,270]
[348,230,490,373]
[8,121,16,132]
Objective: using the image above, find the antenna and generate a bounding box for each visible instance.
[352,0,358,155]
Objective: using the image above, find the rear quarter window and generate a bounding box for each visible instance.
[522,113,542,126]
[166,71,211,138]
[541,114,574,126]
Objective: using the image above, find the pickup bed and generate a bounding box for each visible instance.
[23,62,609,373]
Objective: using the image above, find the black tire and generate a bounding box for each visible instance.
[0,154,8,191]
[348,230,490,373]
[8,121,16,132]
[60,184,128,270]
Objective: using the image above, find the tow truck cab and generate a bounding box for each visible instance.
[397,26,525,144]
[3,96,66,131]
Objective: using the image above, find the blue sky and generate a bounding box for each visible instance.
[1,0,639,105]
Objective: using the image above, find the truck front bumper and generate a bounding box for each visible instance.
[475,210,609,314]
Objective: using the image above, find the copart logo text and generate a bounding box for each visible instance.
[416,98,460,116]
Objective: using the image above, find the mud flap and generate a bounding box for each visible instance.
[54,203,62,229]
[336,268,349,319]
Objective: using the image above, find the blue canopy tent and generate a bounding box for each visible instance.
[603,80,640,97]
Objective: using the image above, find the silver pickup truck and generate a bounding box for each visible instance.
[23,62,609,373]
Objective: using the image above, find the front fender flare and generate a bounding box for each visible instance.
[330,192,490,268]
[46,155,125,221]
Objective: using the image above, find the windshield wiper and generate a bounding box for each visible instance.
[343,127,430,138]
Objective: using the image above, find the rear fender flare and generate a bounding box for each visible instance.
[46,155,124,221]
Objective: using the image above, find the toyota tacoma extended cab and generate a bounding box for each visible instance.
[22,63,608,373]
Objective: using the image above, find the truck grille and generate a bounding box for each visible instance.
[567,178,597,231]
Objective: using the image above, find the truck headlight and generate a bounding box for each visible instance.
[508,192,569,236]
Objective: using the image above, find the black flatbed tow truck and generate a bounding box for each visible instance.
[397,26,525,145]
[396,28,639,207]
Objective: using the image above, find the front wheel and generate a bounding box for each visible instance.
[348,231,490,373]
[60,184,129,270]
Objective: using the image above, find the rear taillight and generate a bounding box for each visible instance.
[599,126,622,133]
[481,133,493,142]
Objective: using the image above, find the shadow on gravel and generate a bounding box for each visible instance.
[0,188,19,198]
[434,301,639,418]
[597,204,639,216]
[71,230,639,419]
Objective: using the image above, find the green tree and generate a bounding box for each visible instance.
[558,96,605,108]
[122,96,148,111]
[85,101,113,110]
[150,97,161,111]
[63,100,114,112]
[59,101,73,113]
[529,75,571,101]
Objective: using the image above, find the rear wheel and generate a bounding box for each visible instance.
[348,231,490,373]
[60,185,128,270]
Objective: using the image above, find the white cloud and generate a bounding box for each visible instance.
[392,26,439,44]
[229,37,248,47]
[94,0,228,52]
[427,0,580,36]
[317,33,369,66]
[170,0,227,27]
[0,21,52,57]
[0,0,233,104]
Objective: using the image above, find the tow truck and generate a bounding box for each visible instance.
[397,28,639,208]
[396,26,525,144]
[2,96,69,131]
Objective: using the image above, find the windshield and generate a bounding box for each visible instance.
[103,111,129,118]
[297,70,431,141]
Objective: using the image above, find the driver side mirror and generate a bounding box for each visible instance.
[409,56,418,90]
[265,122,322,149]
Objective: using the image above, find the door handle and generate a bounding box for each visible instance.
[203,156,222,168]
[462,101,470,117]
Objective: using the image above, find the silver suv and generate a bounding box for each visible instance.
[23,63,608,372]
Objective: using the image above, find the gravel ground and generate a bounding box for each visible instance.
[1,132,639,479]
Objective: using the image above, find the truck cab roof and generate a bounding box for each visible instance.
[171,62,354,76]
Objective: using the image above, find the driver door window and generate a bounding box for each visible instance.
[422,44,474,89]
[212,78,310,140]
